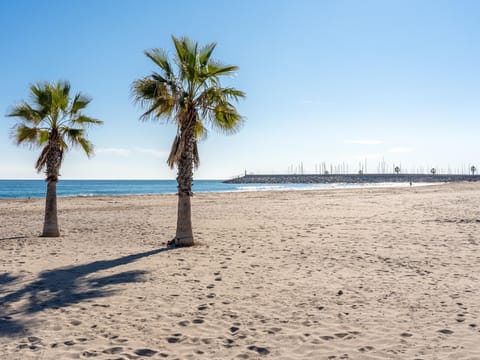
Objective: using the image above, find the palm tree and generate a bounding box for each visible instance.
[394,166,400,174]
[132,36,245,247]
[8,81,102,237]
[471,165,477,175]
[430,167,436,175]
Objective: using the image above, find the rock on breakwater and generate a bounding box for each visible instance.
[224,174,479,184]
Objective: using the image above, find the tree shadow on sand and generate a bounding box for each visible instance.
[0,247,175,336]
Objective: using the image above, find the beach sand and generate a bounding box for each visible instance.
[1,182,479,359]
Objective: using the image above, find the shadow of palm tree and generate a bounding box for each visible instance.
[0,247,174,336]
[0,273,19,287]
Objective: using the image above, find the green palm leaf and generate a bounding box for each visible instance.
[8,80,102,173]
[15,125,39,145]
[133,35,245,168]
[72,115,103,126]
[70,93,92,115]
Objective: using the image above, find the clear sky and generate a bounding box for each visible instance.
[1,0,479,179]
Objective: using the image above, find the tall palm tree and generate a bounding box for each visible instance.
[8,81,102,237]
[132,36,245,247]
[471,165,477,176]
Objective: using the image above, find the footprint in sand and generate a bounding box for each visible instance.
[266,327,281,334]
[359,346,374,352]
[320,335,335,341]
[27,336,42,345]
[438,329,454,335]
[112,338,129,344]
[133,348,158,357]
[102,346,123,354]
[230,326,240,333]
[166,333,184,344]
[224,338,235,348]
[81,351,98,358]
[247,345,270,355]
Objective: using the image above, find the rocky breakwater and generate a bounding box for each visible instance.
[224,174,480,184]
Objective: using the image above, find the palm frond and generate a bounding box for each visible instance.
[38,130,50,145]
[35,145,50,172]
[193,141,200,168]
[77,137,94,157]
[15,125,40,145]
[132,78,176,121]
[197,87,245,109]
[167,134,183,168]
[144,49,175,79]
[195,121,207,140]
[132,78,158,102]
[72,115,103,126]
[70,93,92,115]
[209,103,244,134]
[63,128,93,156]
[151,72,169,84]
[205,62,239,78]
[56,80,71,112]
[172,36,198,83]
[7,103,42,124]
[220,88,246,101]
[198,42,217,67]
[30,82,51,111]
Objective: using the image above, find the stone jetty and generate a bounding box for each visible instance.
[224,173,479,184]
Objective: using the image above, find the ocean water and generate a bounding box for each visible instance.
[0,179,423,199]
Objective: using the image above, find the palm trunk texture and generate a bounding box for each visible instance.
[42,139,62,237]
[174,119,196,246]
[42,180,59,237]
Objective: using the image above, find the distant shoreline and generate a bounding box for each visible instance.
[224,173,479,184]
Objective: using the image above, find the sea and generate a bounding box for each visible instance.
[0,179,421,199]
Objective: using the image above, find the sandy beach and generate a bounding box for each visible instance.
[1,182,479,359]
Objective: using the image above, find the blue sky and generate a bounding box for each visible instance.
[1,0,479,179]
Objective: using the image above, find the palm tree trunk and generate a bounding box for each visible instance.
[174,121,196,247]
[175,192,193,246]
[42,138,62,237]
[42,179,59,237]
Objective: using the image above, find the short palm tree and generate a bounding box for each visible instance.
[8,81,102,237]
[471,165,477,176]
[394,166,400,174]
[132,36,245,247]
[431,167,436,175]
